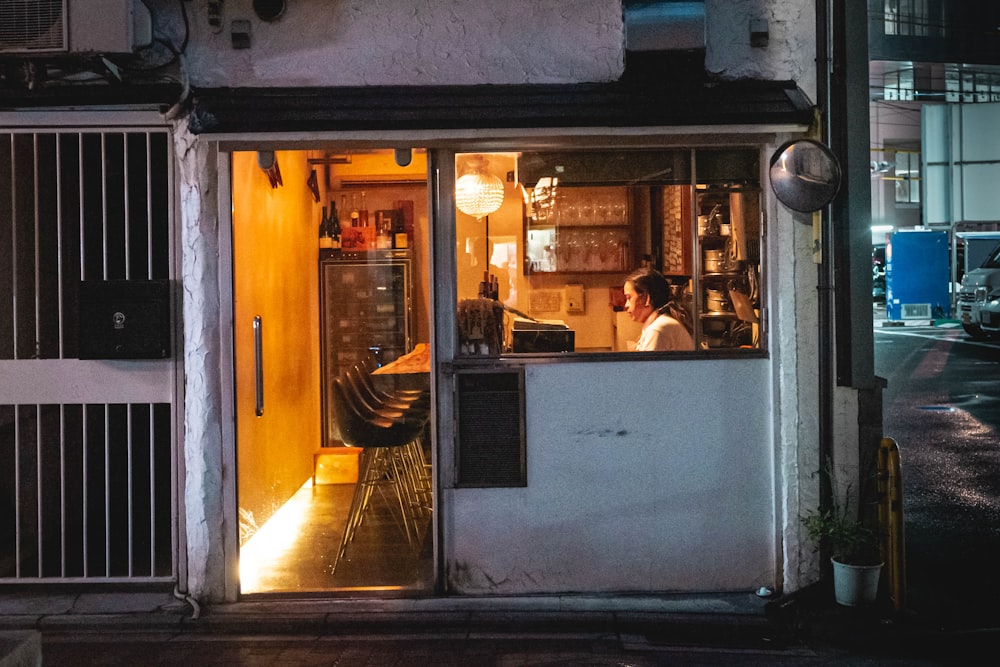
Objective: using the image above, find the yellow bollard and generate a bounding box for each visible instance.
[877,437,906,611]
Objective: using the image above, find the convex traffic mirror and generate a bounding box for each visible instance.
[769,139,842,213]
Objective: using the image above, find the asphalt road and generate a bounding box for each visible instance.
[874,322,1000,631]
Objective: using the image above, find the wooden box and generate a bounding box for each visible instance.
[313,446,362,485]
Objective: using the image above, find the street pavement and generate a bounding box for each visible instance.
[2,585,997,665]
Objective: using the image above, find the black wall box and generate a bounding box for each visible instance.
[77,280,172,359]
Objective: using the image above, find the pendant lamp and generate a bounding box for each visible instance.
[456,157,505,297]
[456,156,504,219]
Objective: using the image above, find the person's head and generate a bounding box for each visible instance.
[624,267,672,323]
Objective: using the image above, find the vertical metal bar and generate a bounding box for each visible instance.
[36,404,43,577]
[56,133,65,358]
[254,316,264,417]
[102,133,108,279]
[123,132,130,280]
[78,133,85,281]
[10,135,19,358]
[104,404,111,577]
[82,405,88,578]
[14,407,21,577]
[33,134,40,360]
[149,403,156,576]
[127,404,134,577]
[146,133,153,279]
[60,404,67,577]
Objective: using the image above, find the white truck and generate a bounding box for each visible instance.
[958,242,1000,339]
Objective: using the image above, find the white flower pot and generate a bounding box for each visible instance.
[831,557,883,606]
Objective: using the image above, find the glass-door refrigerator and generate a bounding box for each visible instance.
[319,250,412,446]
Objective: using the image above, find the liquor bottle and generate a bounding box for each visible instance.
[319,205,333,258]
[392,210,408,249]
[376,210,392,249]
[359,191,369,227]
[350,193,360,227]
[328,200,342,254]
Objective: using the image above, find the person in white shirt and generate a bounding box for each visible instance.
[623,267,694,351]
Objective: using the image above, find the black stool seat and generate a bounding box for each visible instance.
[330,375,430,574]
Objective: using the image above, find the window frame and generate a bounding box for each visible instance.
[451,145,768,363]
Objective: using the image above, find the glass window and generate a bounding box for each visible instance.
[454,148,763,357]
[891,149,921,206]
[884,0,938,37]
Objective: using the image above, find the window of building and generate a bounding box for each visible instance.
[454,148,763,357]
[945,67,1000,103]
[890,148,921,206]
[884,0,939,37]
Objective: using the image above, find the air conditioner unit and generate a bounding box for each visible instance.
[901,303,932,320]
[0,0,151,55]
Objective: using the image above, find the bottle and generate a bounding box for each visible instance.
[359,191,369,227]
[392,210,408,249]
[376,210,392,249]
[319,205,333,258]
[350,193,360,227]
[328,200,342,254]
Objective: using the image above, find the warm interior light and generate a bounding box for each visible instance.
[239,478,312,592]
[456,156,505,218]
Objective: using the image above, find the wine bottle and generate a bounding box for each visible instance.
[319,205,333,258]
[328,200,342,254]
[350,193,360,227]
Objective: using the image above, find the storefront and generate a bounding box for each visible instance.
[183,79,817,599]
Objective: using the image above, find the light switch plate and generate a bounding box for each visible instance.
[565,284,585,313]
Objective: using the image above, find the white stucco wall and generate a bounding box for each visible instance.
[174,127,229,601]
[447,359,776,594]
[177,0,625,86]
[706,0,817,103]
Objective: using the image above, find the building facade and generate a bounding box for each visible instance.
[1,0,875,606]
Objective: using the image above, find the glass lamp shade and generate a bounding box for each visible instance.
[456,171,505,218]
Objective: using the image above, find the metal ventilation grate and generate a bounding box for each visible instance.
[901,303,931,319]
[0,0,66,52]
[455,370,526,487]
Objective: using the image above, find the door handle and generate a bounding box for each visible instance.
[253,315,264,417]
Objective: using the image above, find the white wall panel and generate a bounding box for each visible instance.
[447,358,775,594]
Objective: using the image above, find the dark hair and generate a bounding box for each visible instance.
[626,267,672,309]
[625,267,693,334]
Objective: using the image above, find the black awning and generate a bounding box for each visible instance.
[187,79,814,135]
[0,82,185,111]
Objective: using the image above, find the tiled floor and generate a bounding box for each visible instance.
[240,480,432,595]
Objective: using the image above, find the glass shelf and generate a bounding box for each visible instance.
[525,185,631,274]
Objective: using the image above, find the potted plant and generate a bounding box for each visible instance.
[802,490,883,607]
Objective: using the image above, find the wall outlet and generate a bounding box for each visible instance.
[565,284,585,313]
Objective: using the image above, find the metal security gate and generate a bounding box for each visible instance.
[0,126,178,582]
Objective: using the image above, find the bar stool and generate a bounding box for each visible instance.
[355,363,430,412]
[346,366,428,421]
[360,356,428,400]
[329,376,428,574]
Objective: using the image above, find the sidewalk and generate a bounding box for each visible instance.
[1,586,995,665]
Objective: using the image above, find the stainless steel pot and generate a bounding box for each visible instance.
[706,288,731,312]
[704,249,726,273]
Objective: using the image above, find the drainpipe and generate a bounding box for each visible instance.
[816,0,834,517]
